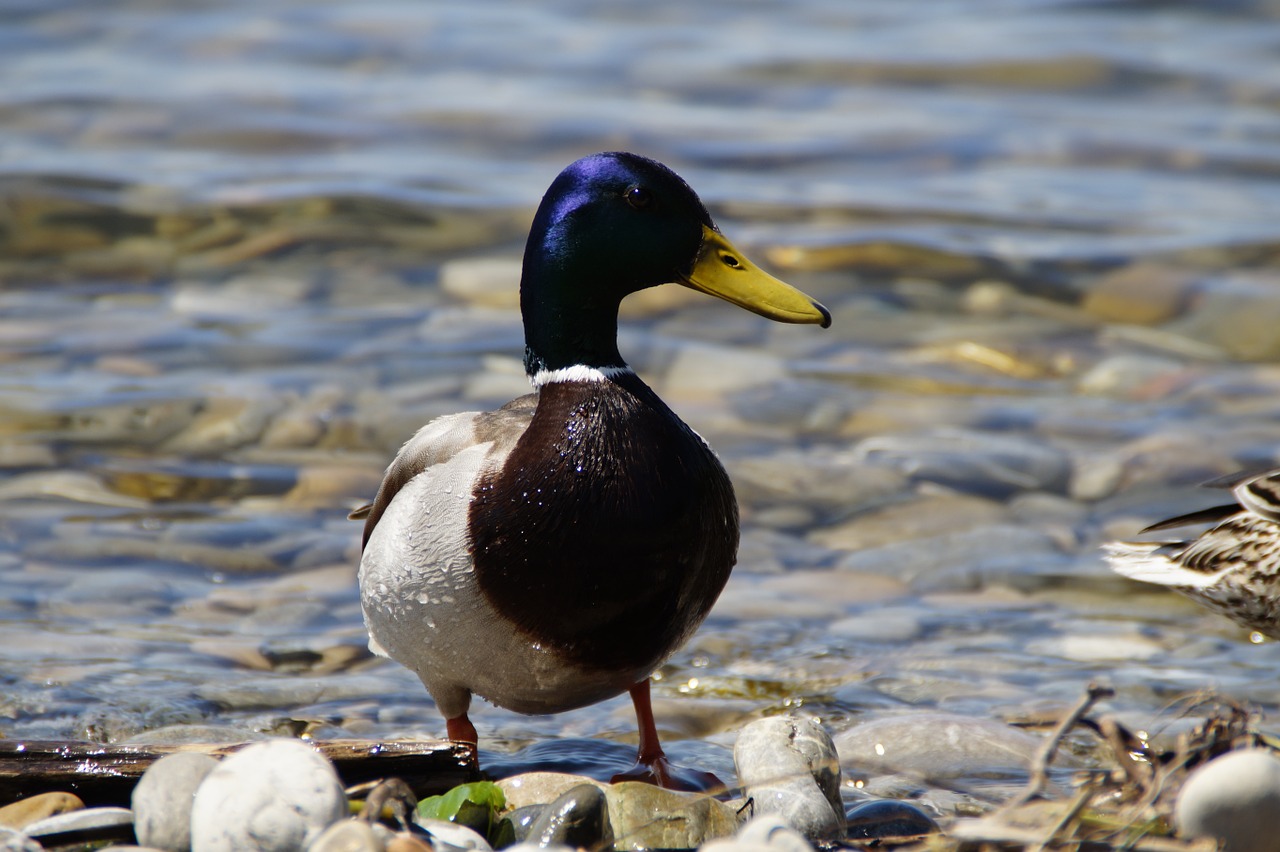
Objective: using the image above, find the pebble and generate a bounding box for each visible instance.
[834,523,1062,590]
[660,341,786,398]
[124,725,273,746]
[132,751,220,851]
[0,827,40,852]
[844,799,939,840]
[603,782,738,850]
[734,716,844,840]
[814,491,1006,552]
[1024,631,1165,662]
[835,712,1055,781]
[22,806,134,838]
[1174,748,1280,852]
[852,429,1072,498]
[384,836,433,852]
[1166,272,1280,361]
[439,257,522,309]
[1075,354,1186,398]
[827,606,926,643]
[736,814,816,852]
[496,773,606,812]
[1081,262,1194,325]
[522,783,612,850]
[306,819,383,852]
[189,739,348,852]
[730,449,907,515]
[701,808,819,849]
[0,791,84,830]
[412,819,491,852]
[505,805,546,844]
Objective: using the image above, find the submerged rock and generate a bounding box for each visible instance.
[844,799,939,840]
[835,712,1059,782]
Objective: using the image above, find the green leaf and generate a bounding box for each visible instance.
[417,781,508,840]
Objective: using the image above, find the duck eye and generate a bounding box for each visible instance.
[625,186,652,210]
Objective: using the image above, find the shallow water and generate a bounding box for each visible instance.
[5,0,1280,810]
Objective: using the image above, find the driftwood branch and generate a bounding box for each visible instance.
[1015,682,1115,806]
[0,738,478,806]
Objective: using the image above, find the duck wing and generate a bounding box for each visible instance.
[355,393,537,548]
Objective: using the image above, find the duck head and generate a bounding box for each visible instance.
[521,151,830,376]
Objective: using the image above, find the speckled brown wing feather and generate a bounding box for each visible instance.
[1177,515,1280,577]
[357,393,537,549]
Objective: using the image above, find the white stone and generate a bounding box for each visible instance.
[1175,749,1280,852]
[0,827,41,852]
[22,807,133,838]
[133,751,219,851]
[190,739,348,852]
[736,814,817,852]
[734,717,843,840]
[412,819,493,852]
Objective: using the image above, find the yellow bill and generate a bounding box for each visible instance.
[678,226,831,328]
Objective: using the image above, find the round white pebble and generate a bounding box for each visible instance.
[1175,749,1280,852]
[133,751,219,851]
[190,739,348,852]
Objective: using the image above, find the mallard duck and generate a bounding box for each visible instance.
[352,152,830,789]
[1104,468,1280,640]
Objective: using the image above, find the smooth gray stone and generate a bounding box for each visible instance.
[0,827,41,852]
[23,806,134,837]
[735,716,843,840]
[305,819,382,852]
[835,712,1059,781]
[736,814,816,852]
[603,783,738,850]
[123,725,271,746]
[506,805,547,843]
[853,429,1072,498]
[133,751,220,851]
[523,784,612,850]
[190,739,348,852]
[1175,749,1280,852]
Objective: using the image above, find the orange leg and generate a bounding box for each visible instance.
[610,679,723,793]
[446,713,478,745]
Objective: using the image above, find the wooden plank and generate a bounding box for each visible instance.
[0,738,478,806]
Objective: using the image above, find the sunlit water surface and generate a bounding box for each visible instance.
[5,0,1280,805]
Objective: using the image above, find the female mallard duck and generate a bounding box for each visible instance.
[1104,468,1280,640]
[353,152,830,790]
